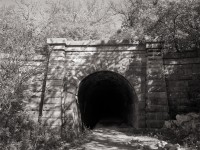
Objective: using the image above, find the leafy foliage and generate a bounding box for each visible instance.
[111,0,200,52]
[0,0,113,149]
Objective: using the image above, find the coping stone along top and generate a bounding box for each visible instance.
[47,38,140,46]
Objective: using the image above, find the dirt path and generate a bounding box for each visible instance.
[69,126,174,150]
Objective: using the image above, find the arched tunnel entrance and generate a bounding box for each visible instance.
[78,71,136,129]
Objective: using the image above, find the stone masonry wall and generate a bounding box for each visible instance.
[164,50,200,119]
[2,38,200,132]
[146,42,169,128]
[15,38,200,131]
[45,39,148,130]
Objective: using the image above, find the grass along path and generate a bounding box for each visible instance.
[69,125,195,150]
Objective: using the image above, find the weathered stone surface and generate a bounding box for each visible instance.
[164,57,200,65]
[148,97,168,105]
[42,103,61,111]
[164,51,198,59]
[148,92,167,99]
[51,51,65,57]
[146,120,164,128]
[42,110,61,118]
[45,90,62,98]
[138,101,146,111]
[146,105,168,112]
[21,38,200,130]
[44,98,62,104]
[147,85,166,92]
[149,112,169,120]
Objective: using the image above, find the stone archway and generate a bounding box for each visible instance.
[78,71,137,129]
[37,39,169,130]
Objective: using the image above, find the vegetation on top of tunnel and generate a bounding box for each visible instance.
[110,0,200,52]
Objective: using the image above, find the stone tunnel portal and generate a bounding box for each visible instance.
[78,71,136,129]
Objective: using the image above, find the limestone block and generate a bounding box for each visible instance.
[192,74,200,80]
[188,80,200,87]
[44,98,62,104]
[146,43,162,49]
[146,120,164,128]
[168,83,188,92]
[48,59,66,66]
[147,63,163,68]
[42,110,61,118]
[65,51,97,56]
[147,74,165,81]
[148,92,167,99]
[137,93,146,102]
[100,46,142,51]
[166,74,192,80]
[147,52,162,56]
[147,68,164,75]
[176,105,195,112]
[147,85,166,92]
[47,72,65,80]
[138,120,146,128]
[168,80,188,88]
[148,97,168,105]
[65,47,97,52]
[138,101,146,111]
[192,64,200,73]
[48,67,65,76]
[138,114,146,128]
[52,45,65,50]
[51,51,65,57]
[178,98,192,105]
[134,84,142,93]
[146,105,168,112]
[49,56,65,61]
[43,103,61,111]
[164,58,200,65]
[163,51,198,59]
[48,62,65,69]
[169,92,188,99]
[146,112,169,120]
[148,60,163,65]
[168,65,193,76]
[148,56,162,61]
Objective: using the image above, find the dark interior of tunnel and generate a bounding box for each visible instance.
[78,71,135,129]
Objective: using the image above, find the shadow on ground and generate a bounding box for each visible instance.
[69,124,171,150]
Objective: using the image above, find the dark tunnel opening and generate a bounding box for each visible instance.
[78,71,135,129]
